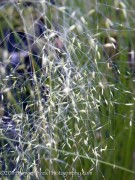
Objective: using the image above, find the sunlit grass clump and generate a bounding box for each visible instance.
[0,0,135,179]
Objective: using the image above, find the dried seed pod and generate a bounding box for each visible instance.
[128,44,135,77]
[103,36,118,62]
[103,36,119,81]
